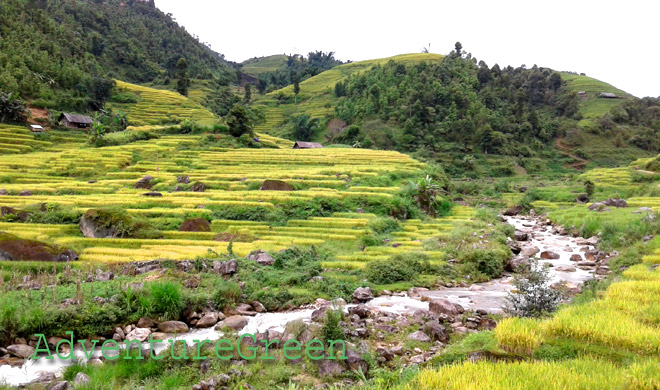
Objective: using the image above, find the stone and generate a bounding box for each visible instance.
[353,287,374,302]
[19,190,32,196]
[251,301,266,313]
[556,266,576,272]
[502,205,523,216]
[429,299,461,316]
[260,179,295,191]
[377,347,394,361]
[7,344,35,359]
[575,194,589,203]
[79,210,121,239]
[47,382,72,390]
[540,251,560,260]
[177,175,190,184]
[215,315,248,331]
[513,230,529,241]
[588,198,628,211]
[213,259,238,275]
[74,372,90,386]
[190,182,207,192]
[179,218,211,232]
[506,255,530,272]
[345,350,368,374]
[125,328,151,342]
[136,317,156,328]
[520,246,540,257]
[424,320,449,343]
[158,321,189,333]
[134,175,154,189]
[577,260,596,267]
[0,189,7,195]
[196,313,219,328]
[348,304,370,319]
[246,250,274,266]
[407,331,431,342]
[409,355,426,364]
[318,359,345,377]
[311,306,329,322]
[570,254,583,262]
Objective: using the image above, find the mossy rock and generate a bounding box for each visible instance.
[260,179,294,191]
[80,209,162,239]
[179,217,211,232]
[0,232,78,261]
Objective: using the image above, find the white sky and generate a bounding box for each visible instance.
[155,0,659,98]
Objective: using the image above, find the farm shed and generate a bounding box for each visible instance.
[292,141,323,149]
[598,92,618,99]
[58,113,93,129]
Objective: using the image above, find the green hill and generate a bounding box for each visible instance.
[241,55,289,76]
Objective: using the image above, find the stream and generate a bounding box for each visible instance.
[0,216,597,386]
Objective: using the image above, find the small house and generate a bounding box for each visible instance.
[577,91,587,97]
[29,125,44,133]
[598,92,618,99]
[292,141,323,149]
[58,113,93,129]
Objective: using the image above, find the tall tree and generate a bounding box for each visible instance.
[293,78,300,104]
[176,58,190,96]
[227,104,253,137]
[244,83,252,104]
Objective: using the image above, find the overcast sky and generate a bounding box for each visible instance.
[155,0,658,98]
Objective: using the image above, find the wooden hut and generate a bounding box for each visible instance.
[58,113,93,129]
[292,141,323,149]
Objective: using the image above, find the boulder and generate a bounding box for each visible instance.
[520,246,540,257]
[79,209,119,238]
[348,304,370,319]
[136,317,156,328]
[429,299,462,316]
[245,250,274,266]
[125,328,151,342]
[196,313,219,328]
[506,255,530,272]
[190,182,207,192]
[74,372,90,386]
[556,266,576,272]
[345,350,368,374]
[352,287,374,302]
[252,301,266,313]
[134,175,154,189]
[0,189,7,195]
[575,194,589,203]
[407,331,431,342]
[19,190,32,196]
[260,180,294,191]
[589,198,627,211]
[179,218,211,232]
[424,320,449,342]
[513,230,529,241]
[47,382,72,390]
[158,321,189,333]
[570,254,583,262]
[141,192,162,197]
[7,344,35,359]
[213,259,238,275]
[540,251,560,260]
[0,232,78,262]
[215,315,248,331]
[502,205,523,216]
[311,306,329,322]
[177,175,190,184]
[318,359,345,377]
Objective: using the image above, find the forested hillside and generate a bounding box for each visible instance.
[0,0,234,110]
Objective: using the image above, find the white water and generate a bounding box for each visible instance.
[0,216,596,386]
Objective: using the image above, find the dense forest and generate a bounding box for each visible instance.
[0,0,234,110]
[331,44,580,157]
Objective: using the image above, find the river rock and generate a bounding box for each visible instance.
[196,313,220,328]
[570,254,583,262]
[136,317,156,328]
[424,320,449,342]
[311,306,329,322]
[7,344,35,359]
[556,266,576,272]
[125,328,151,342]
[521,246,540,257]
[577,260,596,267]
[506,255,530,272]
[502,205,523,216]
[47,382,72,390]
[514,230,529,241]
[74,372,90,386]
[158,321,189,333]
[348,304,370,319]
[429,298,462,316]
[345,350,368,374]
[246,249,274,266]
[215,315,248,331]
[353,287,374,302]
[540,251,560,259]
[252,301,266,313]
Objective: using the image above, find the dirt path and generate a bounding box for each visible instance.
[555,137,588,170]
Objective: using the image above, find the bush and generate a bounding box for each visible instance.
[505,261,562,318]
[321,309,345,345]
[459,248,509,280]
[365,253,430,284]
[150,282,183,320]
[213,282,241,310]
[368,217,401,235]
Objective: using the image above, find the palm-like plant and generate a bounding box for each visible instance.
[413,175,444,217]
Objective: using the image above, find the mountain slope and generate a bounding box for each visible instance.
[241,55,288,76]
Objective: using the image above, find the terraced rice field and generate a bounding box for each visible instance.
[109,80,218,127]
[0,131,476,267]
[0,125,52,154]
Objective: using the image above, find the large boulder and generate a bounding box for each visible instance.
[513,230,529,241]
[540,251,560,260]
[502,205,523,216]
[190,182,207,192]
[215,315,248,331]
[0,232,78,262]
[195,313,220,328]
[246,250,274,266]
[424,320,449,343]
[506,255,530,272]
[7,344,35,359]
[407,331,431,342]
[318,359,346,377]
[345,350,368,374]
[158,321,189,333]
[352,287,374,302]
[589,198,628,211]
[179,218,211,232]
[213,260,238,275]
[79,209,161,239]
[134,175,154,189]
[177,175,190,184]
[125,328,151,342]
[429,299,462,316]
[260,180,294,191]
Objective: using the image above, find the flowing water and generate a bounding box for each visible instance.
[0,216,596,386]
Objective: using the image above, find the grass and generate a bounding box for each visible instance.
[241,54,289,76]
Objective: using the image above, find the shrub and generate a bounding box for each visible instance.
[321,309,345,345]
[459,248,509,280]
[213,282,241,310]
[150,282,184,320]
[368,217,401,235]
[505,260,562,318]
[365,253,430,284]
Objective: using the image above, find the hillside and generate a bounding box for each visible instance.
[0,0,234,110]
[241,55,289,76]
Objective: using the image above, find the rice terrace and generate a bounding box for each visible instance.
[0,0,660,389]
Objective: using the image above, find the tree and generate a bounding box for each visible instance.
[293,78,300,103]
[412,175,448,217]
[290,114,320,141]
[244,83,252,104]
[584,179,595,200]
[175,58,190,96]
[0,92,27,124]
[454,41,463,57]
[505,260,563,318]
[227,104,253,137]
